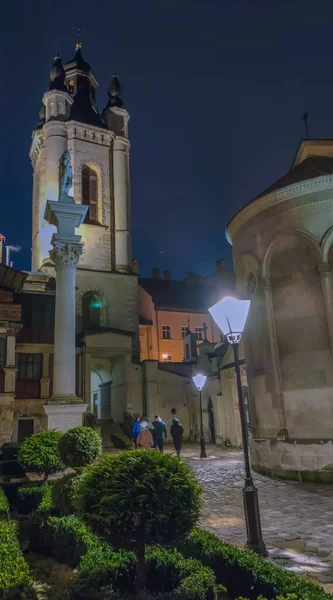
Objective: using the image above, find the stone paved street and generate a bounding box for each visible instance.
[178,445,333,590]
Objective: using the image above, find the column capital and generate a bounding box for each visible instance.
[5,327,20,338]
[50,243,82,268]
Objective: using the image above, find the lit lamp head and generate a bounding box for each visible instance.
[162,353,168,360]
[192,373,207,391]
[208,296,251,345]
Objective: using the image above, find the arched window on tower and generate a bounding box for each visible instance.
[82,166,98,223]
[82,292,101,330]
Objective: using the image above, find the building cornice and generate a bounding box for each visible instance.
[226,174,333,245]
[66,121,114,146]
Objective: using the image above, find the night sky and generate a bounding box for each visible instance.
[3,1,333,278]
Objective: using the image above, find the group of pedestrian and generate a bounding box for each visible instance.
[132,414,184,457]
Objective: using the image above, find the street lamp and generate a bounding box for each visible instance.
[209,296,267,556]
[192,373,207,458]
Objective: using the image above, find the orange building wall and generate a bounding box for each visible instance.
[139,309,222,363]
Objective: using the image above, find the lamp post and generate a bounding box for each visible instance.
[209,296,267,556]
[192,373,207,458]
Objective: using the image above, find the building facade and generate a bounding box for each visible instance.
[0,44,241,449]
[227,139,333,481]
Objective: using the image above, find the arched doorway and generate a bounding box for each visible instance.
[208,397,216,444]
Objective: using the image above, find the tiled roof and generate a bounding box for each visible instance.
[255,155,333,200]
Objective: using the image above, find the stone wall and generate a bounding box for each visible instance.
[228,155,333,479]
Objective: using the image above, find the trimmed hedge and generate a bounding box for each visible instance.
[178,528,333,600]
[51,472,83,515]
[0,488,9,519]
[0,520,36,599]
[28,515,218,600]
[15,485,50,515]
[71,546,217,600]
[1,443,21,461]
[29,515,106,568]
[0,459,25,477]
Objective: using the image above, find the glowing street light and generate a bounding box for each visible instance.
[192,373,207,458]
[209,296,267,556]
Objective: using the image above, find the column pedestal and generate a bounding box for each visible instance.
[44,403,87,432]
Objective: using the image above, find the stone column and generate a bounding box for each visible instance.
[319,262,333,355]
[43,197,88,432]
[50,242,81,400]
[113,138,131,272]
[263,278,287,435]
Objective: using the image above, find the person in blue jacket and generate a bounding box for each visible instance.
[132,416,141,449]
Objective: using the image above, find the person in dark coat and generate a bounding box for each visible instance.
[132,416,141,449]
[170,418,184,457]
[152,415,167,451]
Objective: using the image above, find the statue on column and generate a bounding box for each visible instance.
[58,150,73,202]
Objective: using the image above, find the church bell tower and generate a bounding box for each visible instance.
[30,43,132,274]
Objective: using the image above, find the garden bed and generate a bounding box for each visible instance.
[1,432,333,600]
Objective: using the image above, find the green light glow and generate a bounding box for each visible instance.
[91,299,101,308]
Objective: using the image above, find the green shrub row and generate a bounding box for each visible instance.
[0,520,36,599]
[15,485,50,514]
[29,515,105,568]
[178,528,333,600]
[0,487,9,520]
[28,515,218,600]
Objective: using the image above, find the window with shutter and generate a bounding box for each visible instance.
[82,166,98,223]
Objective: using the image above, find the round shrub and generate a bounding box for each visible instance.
[52,472,83,515]
[59,426,102,469]
[18,429,64,485]
[74,451,202,592]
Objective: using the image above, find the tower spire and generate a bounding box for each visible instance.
[73,26,84,50]
[108,74,124,108]
[49,53,66,92]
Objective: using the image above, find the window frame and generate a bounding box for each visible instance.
[16,353,42,381]
[194,327,203,341]
[181,326,188,339]
[161,325,171,340]
[82,165,99,223]
[82,292,102,330]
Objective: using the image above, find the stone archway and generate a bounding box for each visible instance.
[90,363,112,421]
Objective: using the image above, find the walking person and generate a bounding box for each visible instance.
[137,421,154,450]
[132,416,141,449]
[170,418,184,457]
[152,415,167,452]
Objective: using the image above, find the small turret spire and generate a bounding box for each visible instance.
[49,54,66,92]
[108,74,124,108]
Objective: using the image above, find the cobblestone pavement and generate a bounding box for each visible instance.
[182,445,333,589]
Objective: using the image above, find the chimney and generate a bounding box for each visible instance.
[163,270,171,281]
[216,258,225,272]
[132,258,139,275]
[151,268,160,279]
